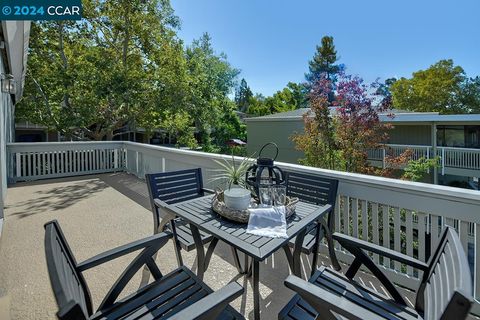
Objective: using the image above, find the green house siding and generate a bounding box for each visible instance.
[246,119,305,163]
[387,125,432,145]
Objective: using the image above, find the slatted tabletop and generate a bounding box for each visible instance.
[160,195,331,261]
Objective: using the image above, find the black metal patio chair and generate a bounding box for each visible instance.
[146,168,214,268]
[279,226,473,320]
[285,171,340,275]
[45,220,244,320]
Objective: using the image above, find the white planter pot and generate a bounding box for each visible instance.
[224,188,251,210]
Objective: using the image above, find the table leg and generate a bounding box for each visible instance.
[189,224,206,280]
[310,223,321,277]
[292,228,308,277]
[232,247,251,274]
[282,245,294,272]
[246,254,253,277]
[204,238,219,271]
[252,259,260,320]
[231,247,241,273]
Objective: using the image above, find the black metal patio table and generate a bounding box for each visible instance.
[155,195,331,320]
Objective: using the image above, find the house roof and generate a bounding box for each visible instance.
[245,108,480,124]
[245,108,311,120]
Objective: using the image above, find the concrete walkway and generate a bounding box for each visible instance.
[0,173,422,319]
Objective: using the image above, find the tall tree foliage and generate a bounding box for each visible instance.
[305,36,341,83]
[185,33,240,149]
[246,82,307,116]
[390,59,480,114]
[286,82,308,109]
[18,0,188,140]
[291,77,338,169]
[235,78,253,112]
[17,1,244,148]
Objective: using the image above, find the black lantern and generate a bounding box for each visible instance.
[245,142,285,196]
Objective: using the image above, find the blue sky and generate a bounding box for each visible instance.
[171,0,480,97]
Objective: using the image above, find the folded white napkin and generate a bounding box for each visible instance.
[246,206,288,238]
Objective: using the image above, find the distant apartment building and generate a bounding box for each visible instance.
[245,108,480,188]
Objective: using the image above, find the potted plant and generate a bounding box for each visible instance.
[210,155,252,210]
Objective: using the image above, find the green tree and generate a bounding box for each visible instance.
[213,100,246,151]
[305,36,340,83]
[291,77,339,169]
[391,60,472,114]
[246,94,268,116]
[246,83,307,116]
[402,157,440,182]
[160,110,197,149]
[17,0,188,140]
[286,82,308,109]
[235,78,253,112]
[460,76,480,113]
[185,33,240,149]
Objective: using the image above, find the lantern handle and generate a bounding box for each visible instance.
[258,142,279,161]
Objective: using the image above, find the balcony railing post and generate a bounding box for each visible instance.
[382,148,386,169]
[476,224,480,302]
[114,149,119,169]
[425,147,430,173]
[15,152,20,181]
[441,147,445,175]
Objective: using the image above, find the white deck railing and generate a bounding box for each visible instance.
[368,143,480,172]
[6,141,480,312]
[7,142,125,182]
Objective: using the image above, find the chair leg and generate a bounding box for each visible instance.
[190,224,206,280]
[169,221,184,268]
[319,219,341,271]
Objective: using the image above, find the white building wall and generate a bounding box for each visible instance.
[0,21,30,224]
[0,53,14,221]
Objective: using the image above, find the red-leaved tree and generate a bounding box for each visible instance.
[293,72,407,175]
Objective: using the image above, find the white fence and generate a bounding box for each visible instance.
[7,142,125,182]
[368,144,480,173]
[6,141,480,313]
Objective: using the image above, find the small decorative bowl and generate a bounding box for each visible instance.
[223,188,251,210]
[212,190,298,224]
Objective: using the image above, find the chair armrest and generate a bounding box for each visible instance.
[77,232,172,271]
[333,232,428,271]
[284,275,364,320]
[168,282,244,320]
[202,188,215,194]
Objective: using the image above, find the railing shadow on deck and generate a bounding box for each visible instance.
[6,176,108,218]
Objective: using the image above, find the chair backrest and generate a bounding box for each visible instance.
[146,169,205,230]
[285,171,339,230]
[285,171,338,207]
[44,220,92,320]
[416,226,473,320]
